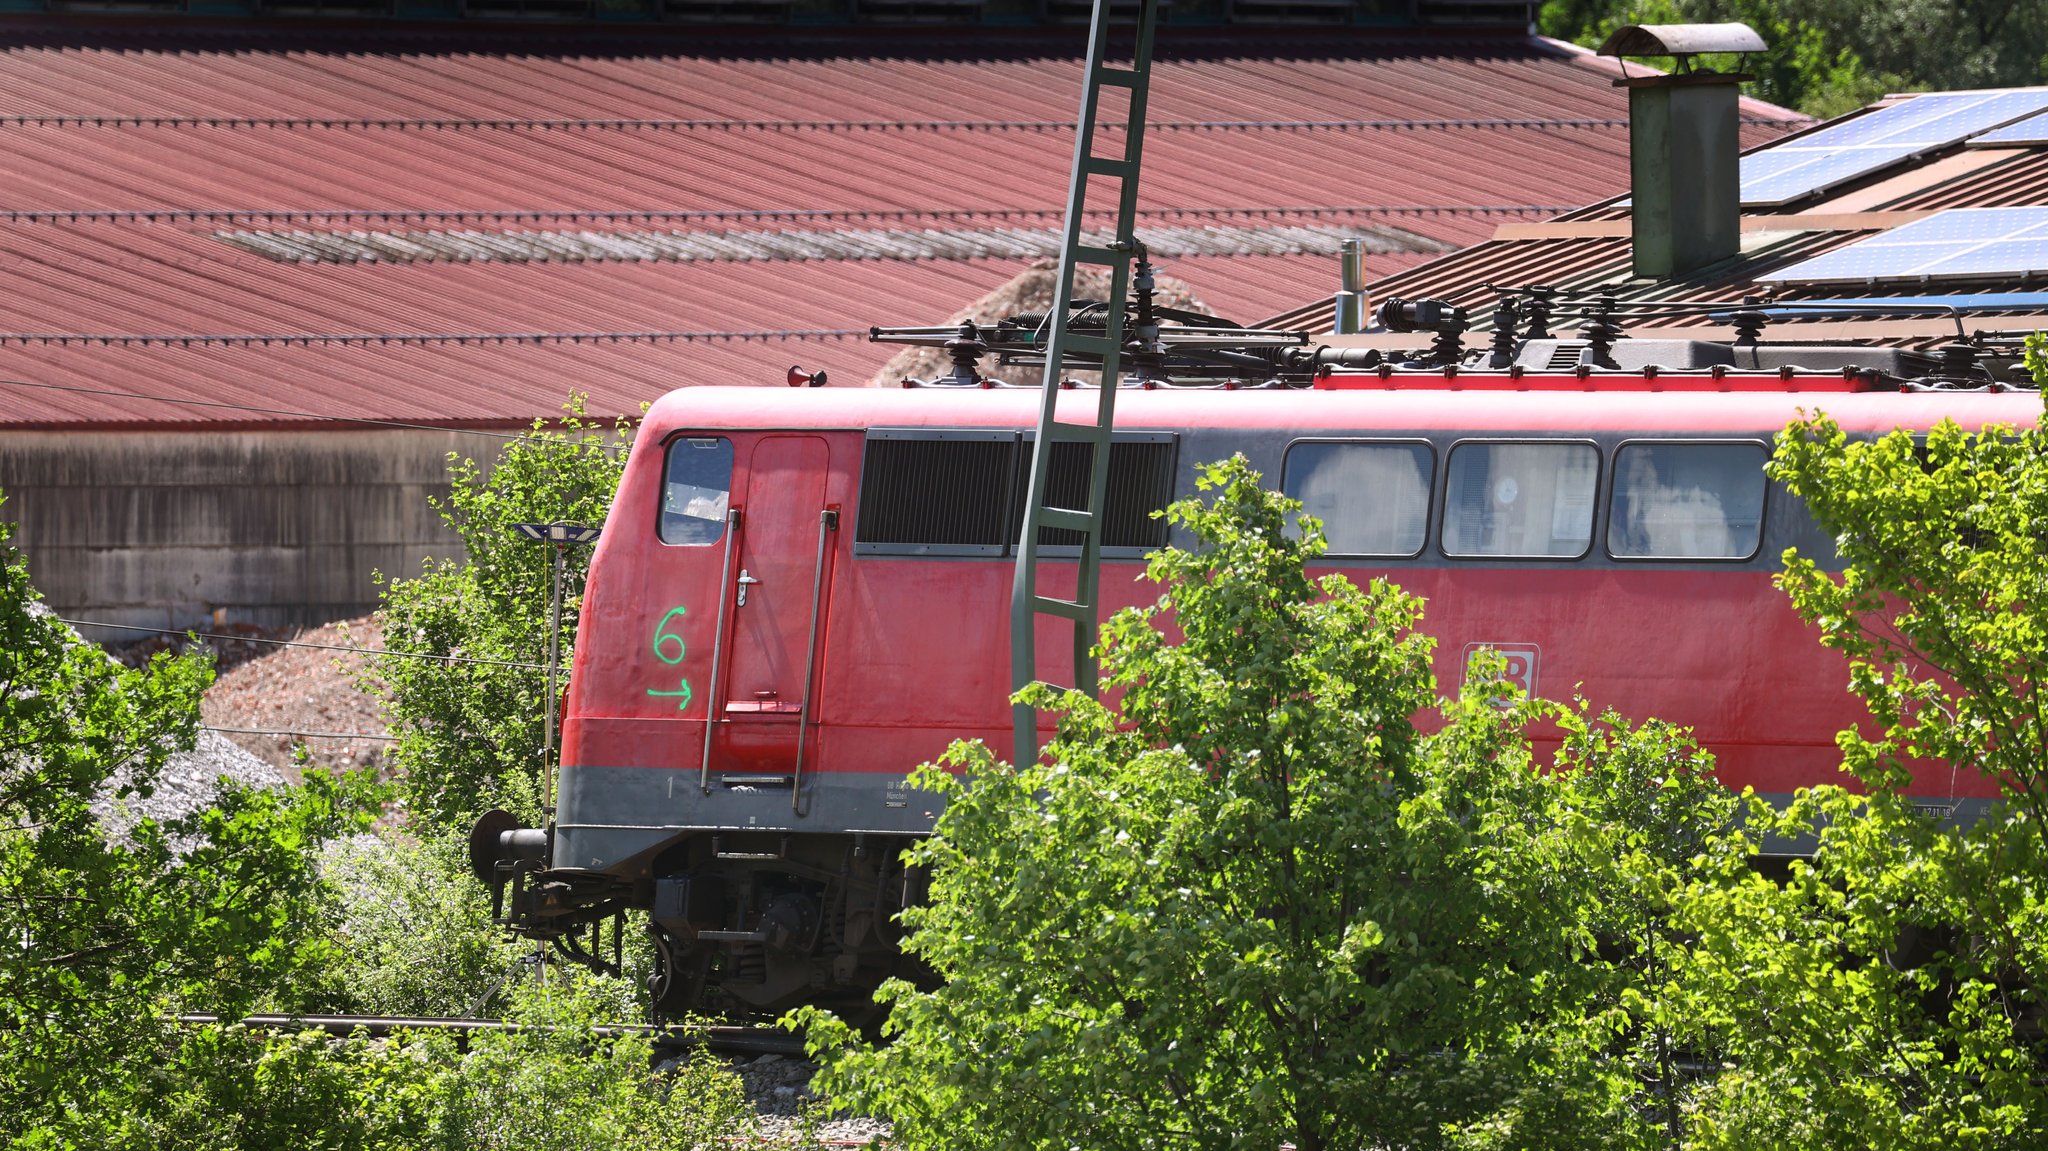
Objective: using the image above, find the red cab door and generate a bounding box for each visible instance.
[712,435,835,788]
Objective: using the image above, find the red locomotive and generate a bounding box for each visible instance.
[472,302,2040,1017]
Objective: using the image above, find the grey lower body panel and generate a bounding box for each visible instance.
[1750,790,2003,857]
[554,762,940,873]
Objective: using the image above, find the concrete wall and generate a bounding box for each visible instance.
[0,428,494,638]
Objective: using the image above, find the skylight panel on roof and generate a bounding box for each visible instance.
[1740,89,2048,206]
[1759,206,2048,284]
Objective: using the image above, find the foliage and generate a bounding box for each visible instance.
[0,494,378,1139]
[1629,390,2048,1146]
[375,399,631,837]
[1670,789,2048,1148]
[34,976,752,1151]
[313,829,534,1017]
[421,974,752,1151]
[1471,707,1751,1151]
[1540,0,2047,117]
[798,457,1599,1151]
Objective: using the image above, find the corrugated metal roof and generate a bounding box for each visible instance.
[1269,85,2048,349]
[0,22,1807,427]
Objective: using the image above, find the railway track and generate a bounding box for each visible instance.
[174,1013,808,1057]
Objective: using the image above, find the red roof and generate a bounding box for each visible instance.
[0,22,1806,427]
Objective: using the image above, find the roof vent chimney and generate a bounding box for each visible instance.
[1599,23,1764,280]
[1333,238,1368,334]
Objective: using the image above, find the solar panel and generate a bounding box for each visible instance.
[1971,109,2048,146]
[1741,89,2048,206]
[1751,291,2048,313]
[1739,146,1920,206]
[1761,207,2048,284]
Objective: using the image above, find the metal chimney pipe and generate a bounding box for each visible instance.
[1333,238,1368,333]
[1599,24,1764,279]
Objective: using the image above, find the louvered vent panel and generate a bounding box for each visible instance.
[1017,439,1177,551]
[1545,342,1587,371]
[856,435,1016,554]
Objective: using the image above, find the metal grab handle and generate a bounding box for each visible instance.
[699,508,741,795]
[790,508,839,814]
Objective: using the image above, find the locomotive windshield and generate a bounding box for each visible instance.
[660,436,733,545]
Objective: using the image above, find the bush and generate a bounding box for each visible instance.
[314,830,534,1018]
[38,976,752,1151]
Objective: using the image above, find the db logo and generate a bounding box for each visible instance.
[1462,643,1539,701]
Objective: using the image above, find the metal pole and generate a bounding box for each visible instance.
[544,542,563,816]
[790,508,838,815]
[700,509,740,794]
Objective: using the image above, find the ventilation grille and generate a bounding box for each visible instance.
[856,435,1016,554]
[855,0,984,22]
[856,431,1176,555]
[1018,440,1177,551]
[1544,342,1588,371]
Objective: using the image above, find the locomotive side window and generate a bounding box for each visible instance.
[1280,441,1432,557]
[856,431,1017,555]
[660,436,734,546]
[1607,442,1768,560]
[1443,441,1598,559]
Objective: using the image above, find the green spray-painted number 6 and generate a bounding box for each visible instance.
[648,606,694,712]
[652,606,687,664]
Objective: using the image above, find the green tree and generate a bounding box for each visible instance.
[1652,373,2048,1146]
[1485,707,1751,1151]
[375,402,630,837]
[799,458,1599,1151]
[1541,0,2047,117]
[0,494,374,1137]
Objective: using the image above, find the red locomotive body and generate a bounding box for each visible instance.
[485,374,2037,1016]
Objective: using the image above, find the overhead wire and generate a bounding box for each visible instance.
[0,379,635,451]
[0,204,1575,226]
[204,725,397,742]
[58,617,548,671]
[0,114,1811,132]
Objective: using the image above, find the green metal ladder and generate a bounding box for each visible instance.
[1009,0,1161,770]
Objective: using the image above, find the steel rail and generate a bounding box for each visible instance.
[174,1013,807,1057]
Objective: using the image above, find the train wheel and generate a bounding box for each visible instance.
[648,929,711,1018]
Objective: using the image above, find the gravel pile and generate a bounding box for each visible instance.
[25,599,292,836]
[200,615,394,782]
[724,1053,894,1146]
[92,728,289,842]
[868,257,1211,388]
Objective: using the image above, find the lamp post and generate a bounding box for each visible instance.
[508,521,602,817]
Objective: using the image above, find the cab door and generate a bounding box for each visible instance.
[711,434,837,795]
